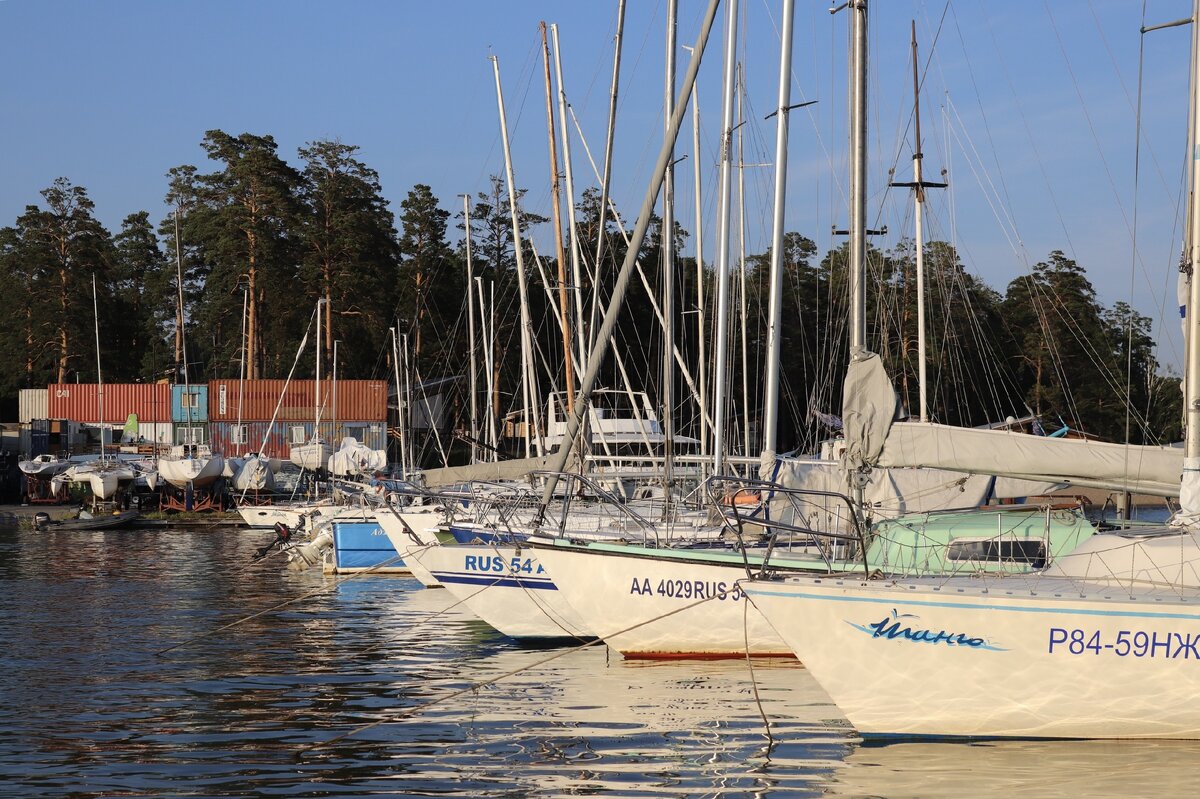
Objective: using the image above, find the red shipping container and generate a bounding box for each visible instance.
[47,383,172,423]
[207,379,387,422]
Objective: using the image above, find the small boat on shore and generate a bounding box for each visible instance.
[18,454,71,478]
[34,508,140,531]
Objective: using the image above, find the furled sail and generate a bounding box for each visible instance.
[876,422,1181,496]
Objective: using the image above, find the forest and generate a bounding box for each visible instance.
[0,129,1181,465]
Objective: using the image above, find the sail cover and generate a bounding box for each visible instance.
[842,349,900,472]
[877,421,1181,496]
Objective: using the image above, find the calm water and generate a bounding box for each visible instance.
[1,525,1199,798]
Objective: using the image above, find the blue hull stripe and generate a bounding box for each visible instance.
[743,586,1200,622]
[434,572,559,591]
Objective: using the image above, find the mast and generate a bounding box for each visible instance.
[590,0,627,355]
[736,65,750,467]
[174,207,192,433]
[491,54,544,457]
[314,298,323,436]
[540,0,722,509]
[237,288,247,452]
[390,326,408,476]
[541,22,577,417]
[402,333,413,473]
[551,24,589,373]
[462,195,479,464]
[332,339,339,436]
[761,0,797,472]
[711,0,739,474]
[662,0,678,504]
[848,0,868,356]
[93,274,103,457]
[1185,0,1200,486]
[686,46,708,467]
[889,21,948,424]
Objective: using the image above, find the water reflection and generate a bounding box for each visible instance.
[2,525,1199,797]
[832,739,1200,797]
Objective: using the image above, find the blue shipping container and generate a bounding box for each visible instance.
[172,385,209,423]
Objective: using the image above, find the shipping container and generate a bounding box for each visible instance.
[209,420,386,460]
[173,423,208,445]
[171,385,209,423]
[207,379,387,423]
[19,389,48,424]
[47,383,171,423]
[121,421,173,445]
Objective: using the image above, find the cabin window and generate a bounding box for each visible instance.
[231,425,248,445]
[181,391,201,409]
[290,426,307,444]
[946,538,1047,569]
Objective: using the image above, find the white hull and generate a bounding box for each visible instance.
[417,543,592,639]
[744,570,1200,739]
[231,456,275,492]
[62,461,136,500]
[157,453,225,489]
[289,441,332,471]
[375,508,444,587]
[328,437,386,477]
[237,504,318,529]
[19,456,70,478]
[533,541,796,657]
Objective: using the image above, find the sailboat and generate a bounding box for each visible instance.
[525,0,1094,657]
[289,298,332,472]
[742,0,1200,739]
[225,290,277,494]
[157,209,225,492]
[19,453,70,478]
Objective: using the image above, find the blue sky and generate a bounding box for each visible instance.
[1,0,1195,369]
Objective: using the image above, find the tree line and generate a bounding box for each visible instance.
[0,128,1180,463]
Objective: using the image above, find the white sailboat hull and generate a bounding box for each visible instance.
[18,458,70,478]
[417,543,592,639]
[237,505,315,529]
[289,441,332,471]
[231,456,275,492]
[744,572,1200,739]
[533,542,793,657]
[157,453,225,489]
[67,466,135,500]
[375,508,444,588]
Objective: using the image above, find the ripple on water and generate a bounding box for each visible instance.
[2,526,1197,797]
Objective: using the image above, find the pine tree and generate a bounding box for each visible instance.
[168,131,303,379]
[113,211,173,380]
[297,139,400,378]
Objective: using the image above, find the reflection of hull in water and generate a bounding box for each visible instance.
[832,739,1200,799]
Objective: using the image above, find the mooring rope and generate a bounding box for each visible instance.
[302,589,733,752]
